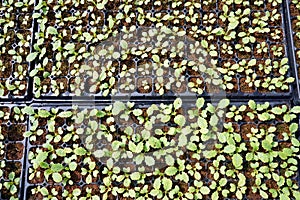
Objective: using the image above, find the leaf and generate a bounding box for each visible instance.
[74,147,87,156]
[36,152,48,164]
[162,177,172,191]
[212,27,224,35]
[187,142,198,151]
[174,115,186,127]
[218,133,227,143]
[96,111,106,118]
[212,191,219,200]
[145,156,155,166]
[38,110,50,118]
[248,100,256,110]
[149,137,161,148]
[271,107,282,115]
[209,114,218,126]
[22,106,34,115]
[258,112,270,121]
[56,149,66,157]
[165,167,178,176]
[153,178,161,189]
[128,141,137,152]
[236,190,243,199]
[201,40,208,48]
[196,98,205,108]
[197,117,208,129]
[177,31,186,36]
[218,99,230,109]
[224,145,236,154]
[46,26,58,35]
[64,43,75,50]
[257,152,269,163]
[52,172,62,183]
[200,186,210,195]
[248,59,256,66]
[237,173,246,186]
[58,111,73,118]
[283,114,291,123]
[291,138,300,147]
[290,106,300,114]
[289,123,298,133]
[260,190,268,199]
[178,134,187,147]
[48,120,55,132]
[133,109,143,116]
[262,138,273,151]
[173,98,182,110]
[10,185,18,194]
[232,154,243,169]
[26,52,39,62]
[112,101,126,115]
[279,148,293,160]
[51,164,64,172]
[24,131,33,137]
[130,172,141,180]
[15,2,23,7]
[152,55,160,63]
[120,40,128,49]
[203,150,217,159]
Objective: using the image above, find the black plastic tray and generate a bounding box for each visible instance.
[25,1,295,102]
[284,0,300,104]
[21,100,300,199]
[0,5,35,102]
[1,0,300,199]
[0,104,28,200]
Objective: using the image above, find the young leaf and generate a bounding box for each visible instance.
[22,106,34,115]
[218,99,230,109]
[237,173,246,187]
[64,43,75,51]
[51,164,64,172]
[74,147,87,156]
[162,177,172,191]
[173,98,182,110]
[145,156,155,166]
[133,109,143,116]
[112,101,126,115]
[290,106,300,114]
[224,145,236,154]
[196,98,205,108]
[152,55,160,63]
[197,117,208,129]
[26,52,39,62]
[38,110,50,118]
[248,100,256,110]
[52,172,62,183]
[174,115,186,127]
[200,186,210,195]
[130,172,140,181]
[209,114,218,126]
[289,123,298,133]
[46,26,58,35]
[232,154,243,169]
[58,111,73,118]
[165,166,178,176]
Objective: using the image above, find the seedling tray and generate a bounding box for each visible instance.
[1,0,300,199]
[0,2,35,102]
[24,0,295,102]
[21,100,300,200]
[0,104,28,200]
[285,0,300,104]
